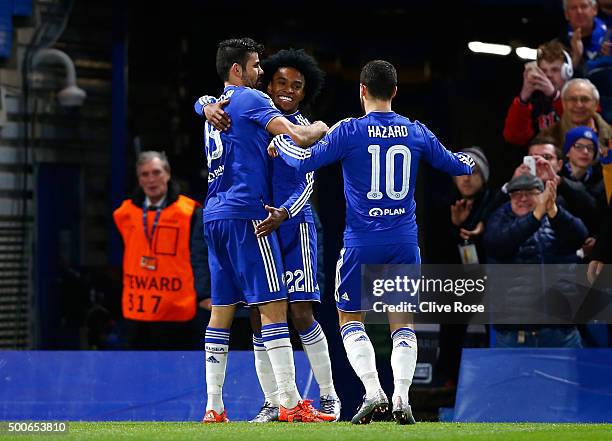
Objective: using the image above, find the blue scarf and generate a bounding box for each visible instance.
[568,17,608,60]
[564,161,593,183]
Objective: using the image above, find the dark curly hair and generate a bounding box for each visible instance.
[261,49,325,108]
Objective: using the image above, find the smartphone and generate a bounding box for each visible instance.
[523,156,536,175]
[524,61,538,72]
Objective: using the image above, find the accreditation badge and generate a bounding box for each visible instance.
[140,255,157,271]
[458,243,479,264]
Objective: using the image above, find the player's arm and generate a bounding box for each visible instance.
[270,127,346,173]
[194,95,231,131]
[281,171,314,220]
[418,122,474,176]
[255,173,315,238]
[267,117,328,147]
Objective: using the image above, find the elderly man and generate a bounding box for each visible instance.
[539,78,612,152]
[113,151,208,350]
[485,174,588,347]
[559,0,610,73]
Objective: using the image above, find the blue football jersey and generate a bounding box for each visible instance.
[195,95,315,225]
[198,86,282,222]
[273,111,474,247]
[273,110,314,225]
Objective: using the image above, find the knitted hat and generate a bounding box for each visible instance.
[563,126,599,157]
[506,174,544,193]
[462,146,490,183]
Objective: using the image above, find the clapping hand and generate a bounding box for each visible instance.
[450,199,473,227]
[459,221,485,241]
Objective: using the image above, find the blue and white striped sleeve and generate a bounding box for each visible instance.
[194,95,218,116]
[280,171,314,219]
[272,121,348,173]
[417,121,474,176]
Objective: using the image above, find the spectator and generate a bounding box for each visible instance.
[587,198,612,284]
[503,40,571,146]
[561,127,608,230]
[512,135,602,236]
[485,174,588,347]
[538,79,612,153]
[432,146,494,389]
[601,133,612,200]
[113,151,209,350]
[446,147,495,264]
[600,0,612,28]
[559,0,610,75]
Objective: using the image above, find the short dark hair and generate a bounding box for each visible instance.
[216,37,264,81]
[261,49,325,108]
[529,135,562,159]
[360,60,397,100]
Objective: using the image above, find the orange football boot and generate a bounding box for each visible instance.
[279,399,336,422]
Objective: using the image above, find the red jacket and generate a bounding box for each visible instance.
[503,94,564,146]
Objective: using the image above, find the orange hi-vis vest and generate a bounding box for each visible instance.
[113,195,198,322]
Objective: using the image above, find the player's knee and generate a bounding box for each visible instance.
[258,300,288,324]
[289,303,314,332]
[337,310,363,327]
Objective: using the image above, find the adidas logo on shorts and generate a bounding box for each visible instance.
[206,355,220,364]
[395,341,411,348]
[355,335,369,342]
[341,293,350,301]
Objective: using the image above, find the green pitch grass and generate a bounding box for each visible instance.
[3,422,612,441]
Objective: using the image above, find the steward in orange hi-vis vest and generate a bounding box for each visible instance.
[114,190,200,322]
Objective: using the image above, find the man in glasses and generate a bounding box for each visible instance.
[511,135,601,244]
[484,173,588,348]
[539,79,612,153]
[561,127,607,230]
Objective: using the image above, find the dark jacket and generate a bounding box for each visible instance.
[427,187,496,264]
[485,203,588,328]
[485,202,587,264]
[592,199,612,263]
[560,163,607,234]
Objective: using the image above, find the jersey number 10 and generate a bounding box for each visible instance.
[367,144,411,200]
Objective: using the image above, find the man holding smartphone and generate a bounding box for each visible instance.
[503,40,572,146]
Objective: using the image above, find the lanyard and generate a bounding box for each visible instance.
[142,204,162,251]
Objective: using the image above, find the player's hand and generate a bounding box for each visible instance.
[204,99,231,131]
[601,41,611,56]
[312,120,329,140]
[199,298,212,311]
[587,260,604,285]
[450,199,473,227]
[255,205,289,237]
[267,141,278,158]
